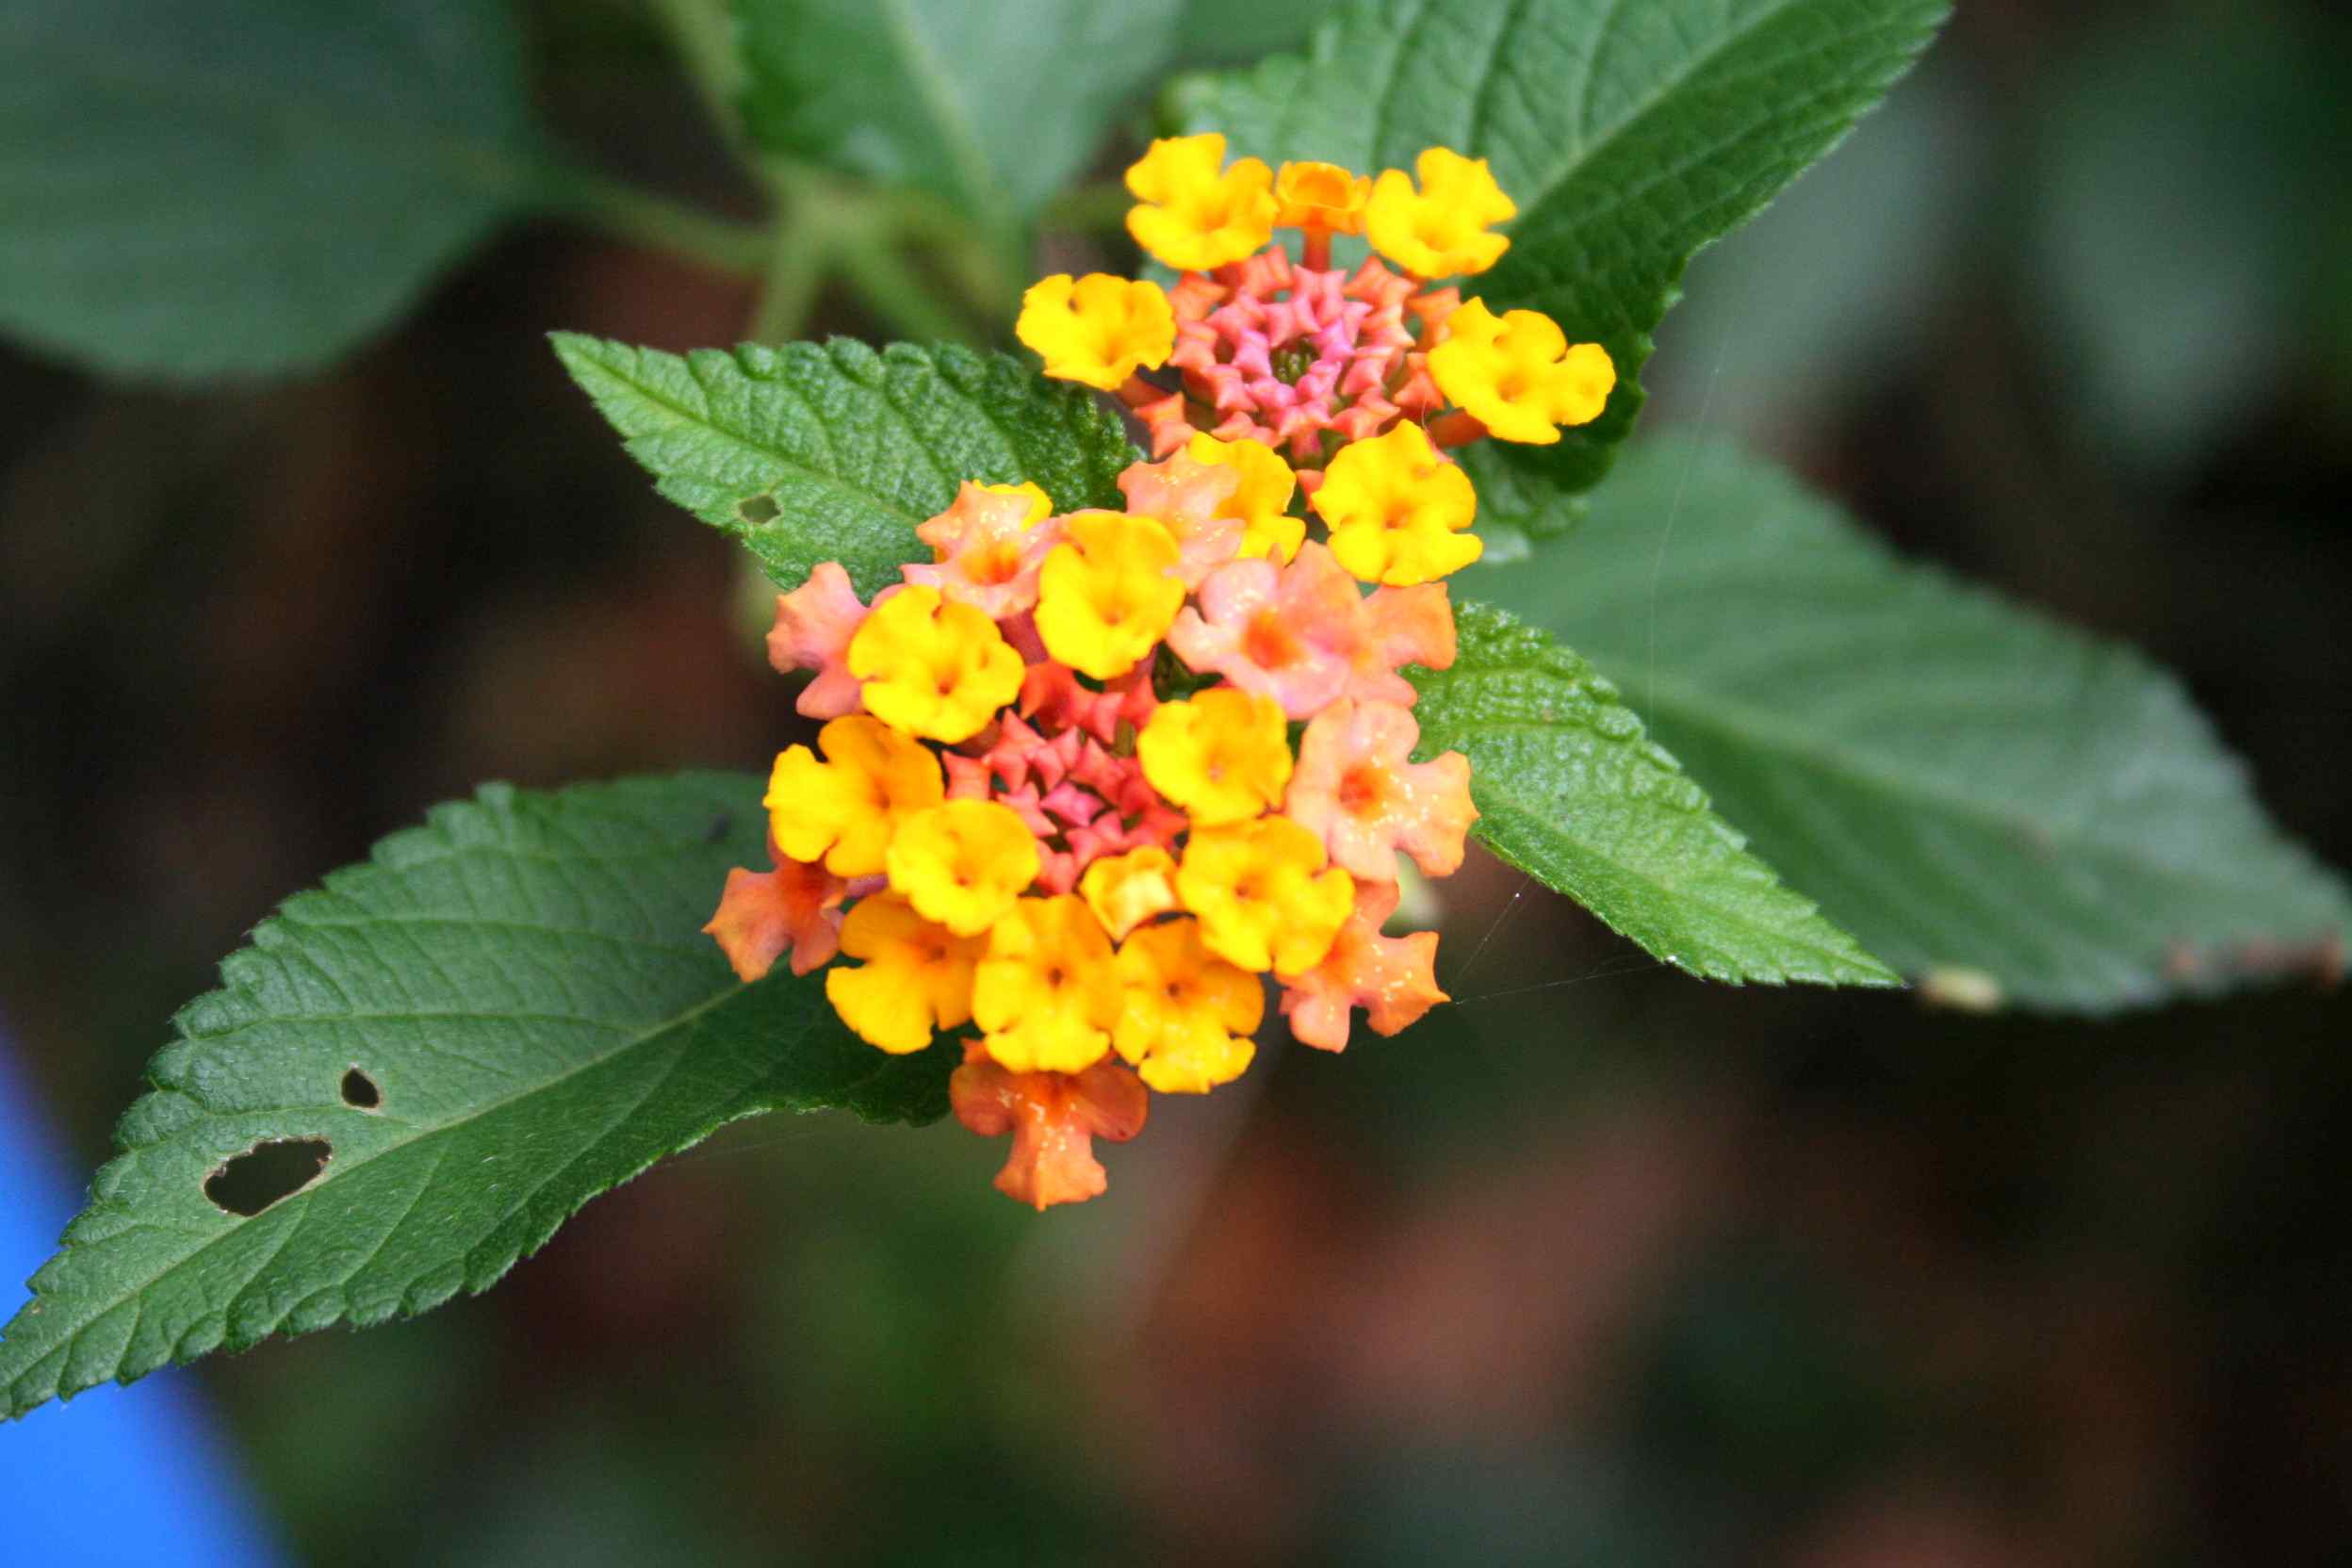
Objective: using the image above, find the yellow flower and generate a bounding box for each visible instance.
[1428,297,1614,444]
[846,584,1023,743]
[1113,917,1263,1094]
[973,895,1124,1074]
[1364,147,1515,278]
[975,482,1052,525]
[885,799,1041,937]
[1034,510,1184,679]
[1176,815,1354,975]
[1273,160,1370,235]
[824,894,986,1054]
[1310,420,1482,585]
[1016,273,1175,391]
[1186,433,1301,563]
[1079,845,1179,941]
[1137,687,1293,825]
[1125,133,1277,272]
[764,715,944,876]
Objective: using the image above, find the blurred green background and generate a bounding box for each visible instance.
[3,1,2348,1562]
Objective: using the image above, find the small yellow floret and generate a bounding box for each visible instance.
[1186,433,1301,563]
[764,715,944,876]
[846,584,1023,743]
[1016,273,1175,392]
[1311,420,1482,585]
[824,893,985,1054]
[1138,687,1293,826]
[1113,917,1263,1094]
[1364,147,1515,278]
[1273,160,1370,235]
[1079,846,1179,941]
[973,482,1051,530]
[1428,297,1615,444]
[973,895,1124,1074]
[1176,816,1354,975]
[1034,510,1185,679]
[1125,133,1277,272]
[885,799,1041,937]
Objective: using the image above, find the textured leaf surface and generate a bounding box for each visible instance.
[0,774,950,1421]
[1188,0,1949,494]
[554,335,1140,596]
[1463,436,2352,1011]
[0,0,536,378]
[1411,605,1896,988]
[736,0,1180,220]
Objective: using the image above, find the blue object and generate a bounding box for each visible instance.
[0,1014,284,1567]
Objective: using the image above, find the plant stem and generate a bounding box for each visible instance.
[835,234,979,346]
[651,0,748,152]
[1040,181,1133,235]
[749,228,828,343]
[536,163,768,277]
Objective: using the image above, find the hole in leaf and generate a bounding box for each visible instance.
[705,811,734,844]
[204,1138,332,1216]
[737,495,779,525]
[340,1068,382,1110]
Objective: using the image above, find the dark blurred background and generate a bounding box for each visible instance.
[3,2,2348,1563]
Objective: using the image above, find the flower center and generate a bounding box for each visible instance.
[1243,611,1304,669]
[1338,763,1389,815]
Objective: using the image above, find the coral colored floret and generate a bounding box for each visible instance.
[904,482,1059,619]
[1167,541,1369,718]
[1277,880,1446,1052]
[765,562,871,719]
[950,1042,1149,1210]
[1283,698,1478,881]
[703,837,845,981]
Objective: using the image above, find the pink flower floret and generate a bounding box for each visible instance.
[1284,697,1477,880]
[765,562,870,719]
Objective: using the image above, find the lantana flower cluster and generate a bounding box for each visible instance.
[709,136,1613,1208]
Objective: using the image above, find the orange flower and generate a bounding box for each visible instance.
[950,1041,1150,1209]
[702,837,844,981]
[1277,880,1446,1051]
[1284,698,1478,880]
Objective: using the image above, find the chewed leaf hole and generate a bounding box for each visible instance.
[737,494,779,525]
[340,1068,382,1110]
[204,1138,332,1216]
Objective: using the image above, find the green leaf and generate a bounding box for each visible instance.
[734,0,1181,221]
[553,335,1140,596]
[1462,435,2352,1012]
[1411,604,1897,988]
[0,774,950,1421]
[1172,0,1348,62]
[1186,0,1949,494]
[0,0,539,379]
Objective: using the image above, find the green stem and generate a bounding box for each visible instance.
[651,0,748,152]
[836,234,979,346]
[536,163,767,276]
[749,229,828,343]
[1039,181,1131,235]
